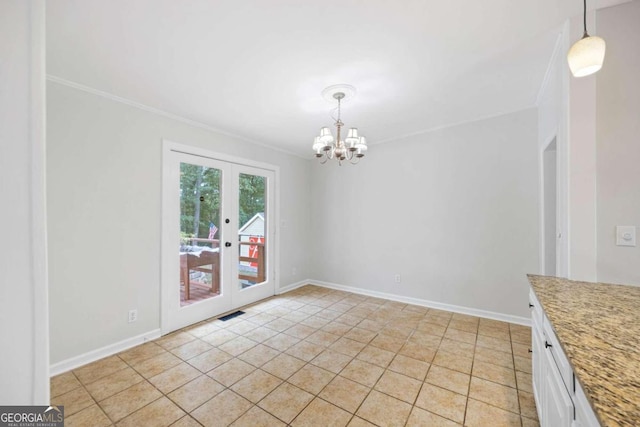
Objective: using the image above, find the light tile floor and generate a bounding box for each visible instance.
[51,285,539,427]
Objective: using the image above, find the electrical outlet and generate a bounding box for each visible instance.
[128,309,138,323]
[394,274,401,284]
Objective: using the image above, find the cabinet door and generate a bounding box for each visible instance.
[543,347,574,427]
[575,380,601,427]
[531,318,545,415]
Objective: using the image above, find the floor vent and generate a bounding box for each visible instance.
[218,310,245,321]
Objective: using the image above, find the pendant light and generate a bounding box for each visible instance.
[567,0,606,77]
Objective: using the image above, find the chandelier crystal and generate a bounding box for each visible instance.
[313,86,367,165]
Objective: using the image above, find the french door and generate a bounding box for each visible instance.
[162,144,276,333]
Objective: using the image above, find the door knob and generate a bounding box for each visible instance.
[225,242,231,247]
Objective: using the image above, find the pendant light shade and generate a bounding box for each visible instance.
[567,0,606,78]
[568,35,606,77]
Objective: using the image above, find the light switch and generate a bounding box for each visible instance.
[616,226,636,247]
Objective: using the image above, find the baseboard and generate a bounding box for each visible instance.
[306,279,531,327]
[276,279,310,295]
[50,329,162,376]
[51,281,529,376]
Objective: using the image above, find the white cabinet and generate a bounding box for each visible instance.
[531,316,545,409]
[530,290,545,410]
[529,288,601,427]
[542,346,574,427]
[574,380,601,427]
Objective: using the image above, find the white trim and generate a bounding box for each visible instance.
[48,74,539,156]
[559,20,571,279]
[371,106,537,147]
[596,0,634,11]
[539,134,558,276]
[53,277,530,375]
[538,144,546,276]
[535,33,563,107]
[50,329,162,377]
[276,280,310,295]
[274,167,281,295]
[46,75,307,160]
[30,0,49,404]
[163,139,280,172]
[301,279,531,327]
[160,142,173,334]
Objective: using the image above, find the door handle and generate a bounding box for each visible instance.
[225,242,231,247]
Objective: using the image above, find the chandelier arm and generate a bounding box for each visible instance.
[347,150,355,161]
[319,155,329,165]
[349,157,360,165]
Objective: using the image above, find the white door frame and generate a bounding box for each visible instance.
[539,131,568,278]
[161,140,280,334]
[540,136,558,276]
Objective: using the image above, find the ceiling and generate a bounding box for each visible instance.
[46,0,628,157]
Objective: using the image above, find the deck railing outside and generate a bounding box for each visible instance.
[238,239,265,283]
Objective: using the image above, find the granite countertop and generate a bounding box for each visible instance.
[528,274,640,427]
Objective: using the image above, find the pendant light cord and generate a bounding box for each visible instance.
[583,0,589,38]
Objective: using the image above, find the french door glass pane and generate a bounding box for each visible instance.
[238,173,266,288]
[179,163,222,306]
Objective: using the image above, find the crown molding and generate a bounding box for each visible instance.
[46,75,309,160]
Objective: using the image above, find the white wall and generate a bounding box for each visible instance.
[538,12,601,283]
[567,10,599,282]
[310,109,540,319]
[596,1,640,285]
[47,81,312,364]
[0,0,49,404]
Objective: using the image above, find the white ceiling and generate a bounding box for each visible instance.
[46,0,625,157]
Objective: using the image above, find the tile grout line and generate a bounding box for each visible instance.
[53,286,536,427]
[510,325,524,427]
[461,318,479,426]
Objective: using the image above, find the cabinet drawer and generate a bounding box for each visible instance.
[529,289,543,326]
[543,316,574,395]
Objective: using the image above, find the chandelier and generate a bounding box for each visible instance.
[312,85,367,165]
